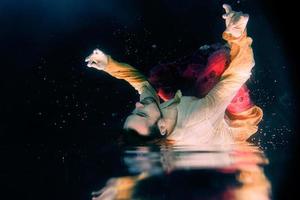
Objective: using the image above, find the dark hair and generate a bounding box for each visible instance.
[149,122,166,139]
[121,122,166,145]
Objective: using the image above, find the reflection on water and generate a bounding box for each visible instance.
[92,142,271,200]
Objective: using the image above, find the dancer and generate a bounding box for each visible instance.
[85,4,262,145]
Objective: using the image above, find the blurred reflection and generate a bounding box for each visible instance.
[92,142,271,200]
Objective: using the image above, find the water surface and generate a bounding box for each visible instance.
[92,142,271,200]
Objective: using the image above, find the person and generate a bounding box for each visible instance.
[85,4,263,145]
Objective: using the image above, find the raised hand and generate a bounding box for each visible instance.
[222,4,249,38]
[85,49,108,70]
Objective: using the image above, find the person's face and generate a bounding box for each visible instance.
[123,97,162,136]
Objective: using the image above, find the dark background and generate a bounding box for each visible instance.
[1,0,299,199]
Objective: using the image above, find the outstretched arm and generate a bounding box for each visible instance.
[85,49,159,102]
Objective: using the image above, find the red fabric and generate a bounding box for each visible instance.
[194,49,229,97]
[226,85,253,113]
[148,46,253,114]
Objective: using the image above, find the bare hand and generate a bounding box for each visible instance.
[222,4,249,38]
[85,49,108,70]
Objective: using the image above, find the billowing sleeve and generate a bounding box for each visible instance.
[189,31,255,123]
[201,30,255,120]
[103,56,160,102]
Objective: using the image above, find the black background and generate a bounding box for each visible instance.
[1,0,299,199]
